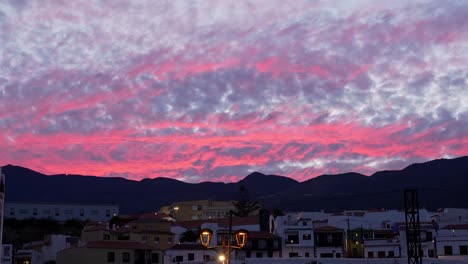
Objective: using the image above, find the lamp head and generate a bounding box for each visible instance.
[235,229,249,248]
[199,229,213,247]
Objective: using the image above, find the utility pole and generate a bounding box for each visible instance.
[227,210,232,264]
[346,218,350,257]
[404,189,422,264]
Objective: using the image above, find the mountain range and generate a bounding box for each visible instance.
[2,156,467,214]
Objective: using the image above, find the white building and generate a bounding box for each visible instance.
[1,244,11,264]
[432,208,468,227]
[14,234,78,264]
[435,224,468,257]
[269,211,329,258]
[5,202,119,222]
[0,169,5,262]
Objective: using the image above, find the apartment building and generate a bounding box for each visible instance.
[0,169,5,262]
[57,213,172,264]
[5,202,119,222]
[158,200,236,221]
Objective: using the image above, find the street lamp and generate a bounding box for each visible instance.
[199,211,249,264]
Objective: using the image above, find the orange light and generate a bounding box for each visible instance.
[200,229,213,247]
[235,229,248,248]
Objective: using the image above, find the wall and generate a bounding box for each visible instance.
[244,257,468,264]
[5,202,119,222]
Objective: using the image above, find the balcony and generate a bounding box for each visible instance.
[315,239,343,247]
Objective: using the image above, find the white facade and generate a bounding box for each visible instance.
[1,244,12,264]
[268,209,447,259]
[270,212,328,258]
[433,208,468,227]
[435,227,468,257]
[5,202,119,222]
[0,170,5,261]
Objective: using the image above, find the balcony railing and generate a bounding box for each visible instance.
[315,240,343,247]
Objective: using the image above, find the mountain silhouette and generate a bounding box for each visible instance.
[2,156,467,214]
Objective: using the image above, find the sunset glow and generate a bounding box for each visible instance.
[1,0,467,182]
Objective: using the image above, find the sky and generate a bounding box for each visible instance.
[1,0,467,183]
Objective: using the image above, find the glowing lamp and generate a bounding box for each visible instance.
[235,229,249,248]
[218,254,226,262]
[200,229,213,247]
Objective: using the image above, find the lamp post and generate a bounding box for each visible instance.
[199,211,248,264]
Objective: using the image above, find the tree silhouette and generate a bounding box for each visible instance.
[179,229,199,243]
[232,185,260,217]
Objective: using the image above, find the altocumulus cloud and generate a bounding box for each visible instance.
[0,0,467,182]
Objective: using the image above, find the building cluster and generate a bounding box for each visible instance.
[0,195,467,263]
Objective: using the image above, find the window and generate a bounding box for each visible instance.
[107,252,115,263]
[246,251,251,258]
[428,250,434,258]
[258,240,266,249]
[103,234,110,240]
[319,253,333,258]
[303,234,311,240]
[302,221,307,226]
[55,208,60,216]
[122,252,130,263]
[336,253,341,258]
[444,246,453,255]
[267,251,273,258]
[168,237,173,243]
[3,245,11,257]
[256,252,263,258]
[105,209,111,217]
[460,246,468,255]
[289,252,299,258]
[388,251,395,257]
[33,208,38,216]
[287,235,299,244]
[188,253,194,261]
[305,252,309,257]
[174,256,183,263]
[426,231,433,241]
[252,240,259,248]
[378,251,385,258]
[368,251,374,258]
[151,253,159,263]
[155,236,160,243]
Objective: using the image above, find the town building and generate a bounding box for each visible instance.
[4,202,119,222]
[158,200,236,221]
[12,234,78,264]
[435,224,468,257]
[1,244,12,264]
[0,169,5,261]
[57,213,173,264]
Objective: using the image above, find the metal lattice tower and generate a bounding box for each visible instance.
[404,189,422,264]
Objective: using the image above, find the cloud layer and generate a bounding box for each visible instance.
[1,0,467,182]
